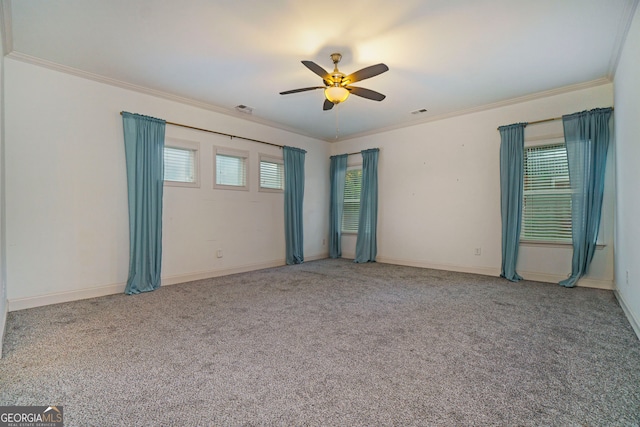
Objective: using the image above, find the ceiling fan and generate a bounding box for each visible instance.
[280,53,389,111]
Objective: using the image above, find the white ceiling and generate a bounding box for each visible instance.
[3,0,637,141]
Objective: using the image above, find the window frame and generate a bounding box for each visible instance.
[163,138,200,188]
[520,136,604,247]
[258,153,285,193]
[520,137,572,245]
[342,164,362,235]
[213,147,250,191]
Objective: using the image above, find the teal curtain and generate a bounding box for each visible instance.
[284,146,306,264]
[122,112,166,295]
[499,123,527,282]
[329,154,348,258]
[559,108,612,288]
[354,148,379,263]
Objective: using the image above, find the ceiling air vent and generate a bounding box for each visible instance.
[410,108,428,115]
[235,105,254,114]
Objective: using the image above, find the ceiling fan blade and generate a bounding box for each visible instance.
[280,86,325,95]
[343,63,389,85]
[302,60,332,82]
[346,86,386,101]
[323,99,334,111]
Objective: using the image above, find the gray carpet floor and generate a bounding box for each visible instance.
[1,259,639,426]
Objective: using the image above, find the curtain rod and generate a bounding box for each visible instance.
[497,107,614,130]
[331,152,366,157]
[120,112,283,149]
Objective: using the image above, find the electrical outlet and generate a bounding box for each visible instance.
[474,248,481,256]
[217,250,223,258]
[626,270,630,285]
[322,238,326,246]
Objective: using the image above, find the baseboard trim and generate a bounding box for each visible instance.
[162,255,328,286]
[520,271,614,290]
[373,257,614,290]
[376,256,500,277]
[305,253,329,262]
[8,282,126,312]
[161,259,286,286]
[0,299,7,358]
[8,256,329,312]
[614,288,640,341]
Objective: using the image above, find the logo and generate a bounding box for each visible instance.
[0,406,63,427]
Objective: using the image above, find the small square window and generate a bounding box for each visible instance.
[164,139,199,188]
[259,155,284,192]
[214,147,249,191]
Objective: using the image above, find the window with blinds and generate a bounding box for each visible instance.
[342,167,362,233]
[259,156,284,191]
[521,143,572,243]
[165,147,195,182]
[163,140,199,188]
[215,150,248,189]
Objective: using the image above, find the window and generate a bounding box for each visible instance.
[521,142,572,243]
[259,155,284,192]
[164,139,199,188]
[342,167,362,233]
[214,148,249,190]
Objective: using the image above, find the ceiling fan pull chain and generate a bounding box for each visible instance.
[335,106,340,139]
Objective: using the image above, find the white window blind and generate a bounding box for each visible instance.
[521,143,572,243]
[260,158,284,190]
[164,146,196,183]
[342,168,362,233]
[216,154,247,187]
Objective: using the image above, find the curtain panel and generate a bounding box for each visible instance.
[122,112,166,294]
[329,154,348,258]
[283,146,306,265]
[354,148,379,263]
[499,123,527,282]
[559,107,613,288]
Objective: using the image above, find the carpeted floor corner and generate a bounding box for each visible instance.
[1,259,639,426]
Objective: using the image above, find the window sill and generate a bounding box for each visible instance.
[165,180,199,188]
[213,184,249,191]
[341,231,358,236]
[520,240,606,250]
[258,187,284,194]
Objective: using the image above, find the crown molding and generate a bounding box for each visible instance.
[333,77,613,142]
[5,51,614,145]
[6,51,322,142]
[608,0,639,78]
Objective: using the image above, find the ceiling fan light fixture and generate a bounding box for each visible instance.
[325,86,350,104]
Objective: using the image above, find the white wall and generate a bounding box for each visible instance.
[5,58,330,310]
[614,4,640,336]
[332,83,615,288]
